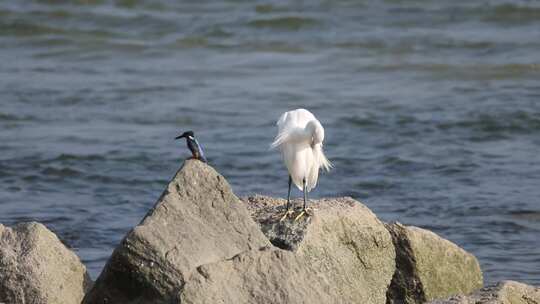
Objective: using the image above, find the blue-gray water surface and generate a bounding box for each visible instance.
[1,0,539,284]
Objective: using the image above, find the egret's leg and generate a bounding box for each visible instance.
[280,176,294,221]
[295,178,308,221]
[303,178,307,210]
[287,175,292,210]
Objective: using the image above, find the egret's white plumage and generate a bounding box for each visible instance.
[271,109,332,193]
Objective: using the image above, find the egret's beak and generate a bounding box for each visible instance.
[175,134,185,140]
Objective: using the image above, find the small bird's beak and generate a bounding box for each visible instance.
[175,134,185,140]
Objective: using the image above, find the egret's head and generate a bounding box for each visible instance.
[175,130,195,140]
[307,120,325,145]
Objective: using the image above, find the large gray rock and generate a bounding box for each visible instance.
[83,160,487,304]
[238,195,396,304]
[180,247,337,304]
[182,195,396,304]
[429,280,540,304]
[0,222,92,304]
[84,161,397,304]
[83,160,270,304]
[386,223,483,304]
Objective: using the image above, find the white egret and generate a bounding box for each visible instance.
[271,109,332,220]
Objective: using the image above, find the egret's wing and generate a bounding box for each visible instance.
[270,127,307,149]
[271,109,313,149]
[276,111,289,129]
[292,109,316,127]
[271,111,291,149]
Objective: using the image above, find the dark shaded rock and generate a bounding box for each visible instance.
[0,222,92,304]
[386,222,483,304]
[242,195,310,250]
[385,222,426,304]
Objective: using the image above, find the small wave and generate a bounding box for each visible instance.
[355,180,396,191]
[255,4,288,14]
[437,111,540,135]
[381,156,415,167]
[246,41,305,53]
[0,20,64,37]
[54,153,106,162]
[431,39,496,50]
[247,16,319,30]
[0,112,37,122]
[483,4,540,24]
[366,63,540,80]
[510,210,540,222]
[41,166,82,177]
[174,36,208,48]
[341,115,380,127]
[334,40,387,51]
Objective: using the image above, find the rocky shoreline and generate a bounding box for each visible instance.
[1,160,538,304]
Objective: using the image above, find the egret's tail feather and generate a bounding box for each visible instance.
[307,164,319,192]
[305,144,332,192]
[314,143,333,172]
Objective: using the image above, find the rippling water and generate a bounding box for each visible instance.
[1,0,539,284]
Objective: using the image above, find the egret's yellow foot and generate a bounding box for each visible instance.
[294,207,314,221]
[280,209,294,222]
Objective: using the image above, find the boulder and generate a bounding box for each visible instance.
[429,280,540,304]
[83,160,270,304]
[0,222,92,304]
[83,160,486,304]
[83,160,396,304]
[238,195,396,304]
[182,195,396,304]
[180,247,337,304]
[386,223,483,304]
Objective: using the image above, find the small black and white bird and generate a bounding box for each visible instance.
[175,131,207,163]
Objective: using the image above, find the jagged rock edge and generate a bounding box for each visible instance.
[385,222,427,304]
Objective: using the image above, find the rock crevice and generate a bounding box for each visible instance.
[385,222,483,304]
[385,223,428,304]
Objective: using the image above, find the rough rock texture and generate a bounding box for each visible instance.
[242,195,311,251]
[83,160,270,304]
[181,248,337,304]
[246,195,397,303]
[0,222,92,304]
[83,160,488,304]
[429,281,540,304]
[386,223,483,304]
[84,160,397,304]
[182,195,397,304]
